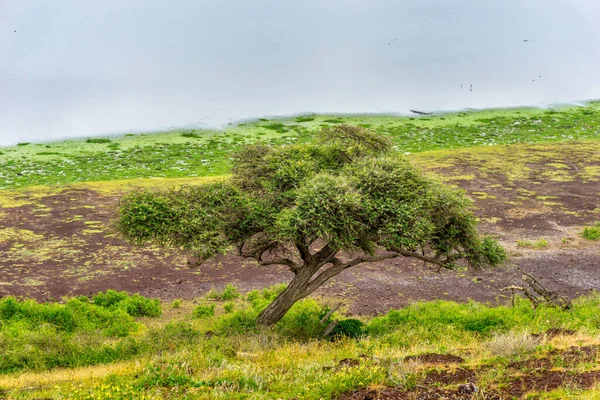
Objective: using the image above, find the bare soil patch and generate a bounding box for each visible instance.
[339,345,600,399]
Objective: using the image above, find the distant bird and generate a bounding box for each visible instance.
[470,84,473,92]
[523,39,529,42]
[14,30,16,33]
[461,84,463,89]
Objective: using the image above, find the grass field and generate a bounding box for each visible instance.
[3,287,600,399]
[1,103,599,189]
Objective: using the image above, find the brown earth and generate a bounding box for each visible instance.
[339,344,600,399]
[0,143,599,314]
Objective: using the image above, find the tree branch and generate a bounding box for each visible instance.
[399,250,449,267]
[295,242,312,264]
[258,257,301,273]
[240,239,301,273]
[304,252,400,296]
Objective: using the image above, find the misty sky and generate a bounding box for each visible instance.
[1,0,599,145]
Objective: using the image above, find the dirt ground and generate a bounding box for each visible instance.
[0,142,599,314]
[339,342,600,399]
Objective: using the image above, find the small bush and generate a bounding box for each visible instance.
[213,307,258,334]
[533,239,549,249]
[193,304,215,319]
[171,300,182,309]
[295,116,315,123]
[481,236,507,263]
[17,142,30,146]
[220,284,240,301]
[331,318,365,339]
[86,138,111,144]
[92,290,161,317]
[93,290,129,308]
[181,132,201,138]
[223,303,234,313]
[275,299,329,340]
[206,288,220,300]
[122,294,162,317]
[582,224,600,241]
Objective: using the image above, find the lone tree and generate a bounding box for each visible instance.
[118,125,506,326]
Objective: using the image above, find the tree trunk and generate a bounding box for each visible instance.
[256,264,316,326]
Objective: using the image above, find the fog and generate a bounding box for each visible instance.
[1,0,599,146]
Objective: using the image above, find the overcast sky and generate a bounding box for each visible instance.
[1,0,599,145]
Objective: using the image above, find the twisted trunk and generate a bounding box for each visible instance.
[256,262,316,326]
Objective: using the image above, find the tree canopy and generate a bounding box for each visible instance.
[118,125,506,326]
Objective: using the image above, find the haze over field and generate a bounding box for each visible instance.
[1,0,600,146]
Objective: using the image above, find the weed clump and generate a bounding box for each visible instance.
[581,223,600,240]
[192,304,215,318]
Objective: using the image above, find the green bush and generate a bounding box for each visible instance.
[122,294,161,317]
[582,224,600,241]
[213,307,258,335]
[171,300,182,309]
[223,303,234,313]
[93,290,129,308]
[0,296,146,373]
[92,290,161,317]
[86,138,111,143]
[192,304,215,319]
[220,284,240,301]
[331,318,365,339]
[274,299,329,340]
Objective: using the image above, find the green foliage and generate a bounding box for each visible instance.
[170,299,182,309]
[220,284,240,300]
[581,223,600,240]
[223,302,235,313]
[120,125,502,269]
[180,132,201,138]
[295,116,315,122]
[93,290,161,317]
[86,138,111,144]
[192,304,215,319]
[275,299,330,340]
[0,296,145,373]
[331,318,365,338]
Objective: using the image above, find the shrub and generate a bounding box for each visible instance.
[206,288,220,300]
[582,224,600,241]
[223,303,234,313]
[192,304,215,319]
[181,132,201,138]
[92,290,161,317]
[331,318,365,339]
[213,307,258,335]
[93,290,129,308]
[122,294,161,317]
[295,116,315,123]
[220,284,240,301]
[86,138,111,143]
[275,299,328,340]
[171,300,182,309]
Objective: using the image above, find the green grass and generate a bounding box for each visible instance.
[1,103,599,190]
[4,288,600,399]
